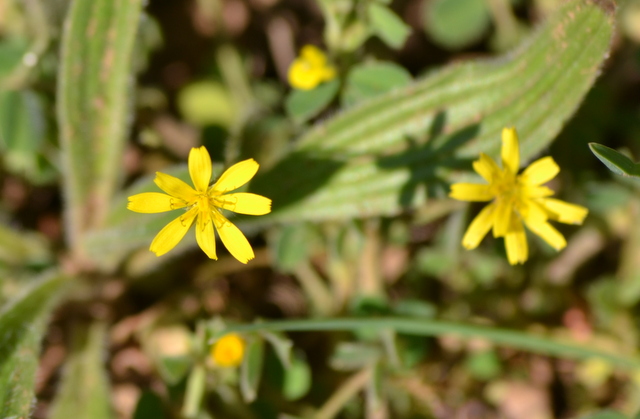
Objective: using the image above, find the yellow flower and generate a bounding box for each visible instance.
[449,127,588,265]
[288,45,336,90]
[127,147,271,263]
[211,333,245,367]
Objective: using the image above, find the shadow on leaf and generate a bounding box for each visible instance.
[248,151,345,213]
[376,111,479,208]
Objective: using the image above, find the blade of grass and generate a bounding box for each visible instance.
[219,317,640,370]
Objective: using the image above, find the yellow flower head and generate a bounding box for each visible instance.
[287,45,336,90]
[449,127,588,265]
[211,333,245,368]
[127,147,271,263]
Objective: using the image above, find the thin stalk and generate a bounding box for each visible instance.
[221,317,640,370]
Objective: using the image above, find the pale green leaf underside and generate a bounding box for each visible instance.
[84,0,614,269]
[57,0,144,248]
[0,273,70,419]
[50,322,113,419]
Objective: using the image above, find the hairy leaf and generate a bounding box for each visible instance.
[50,322,113,419]
[57,0,144,251]
[0,273,70,418]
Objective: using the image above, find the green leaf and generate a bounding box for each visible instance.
[0,273,70,419]
[392,299,437,318]
[158,356,192,385]
[343,62,412,107]
[0,38,29,82]
[261,330,293,369]
[57,0,145,251]
[0,89,54,183]
[133,391,166,419]
[177,81,237,128]
[330,343,382,371]
[367,4,411,49]
[464,349,502,381]
[423,0,491,49]
[282,357,312,401]
[589,142,640,177]
[240,338,265,402]
[0,222,50,267]
[50,322,114,419]
[273,223,322,272]
[285,79,340,124]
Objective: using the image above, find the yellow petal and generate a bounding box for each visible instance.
[321,65,336,82]
[217,193,272,215]
[288,60,323,90]
[520,156,559,186]
[215,215,255,263]
[521,184,554,198]
[520,199,548,223]
[492,199,512,237]
[504,220,528,265]
[540,198,588,225]
[501,127,520,174]
[149,208,197,256]
[189,146,212,192]
[127,193,187,213]
[449,183,493,202]
[154,172,197,202]
[195,212,217,259]
[473,153,501,183]
[300,45,327,66]
[212,159,259,193]
[524,218,566,251]
[462,203,495,249]
[211,333,245,367]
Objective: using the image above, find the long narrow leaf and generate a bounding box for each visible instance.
[50,322,113,419]
[57,0,144,252]
[0,273,70,418]
[220,317,640,370]
[589,142,640,177]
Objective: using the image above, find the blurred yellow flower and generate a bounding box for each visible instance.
[288,45,336,90]
[449,127,588,265]
[211,333,245,367]
[127,146,271,263]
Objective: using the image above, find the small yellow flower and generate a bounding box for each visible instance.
[127,147,271,263]
[288,45,336,90]
[211,333,245,367]
[449,127,588,265]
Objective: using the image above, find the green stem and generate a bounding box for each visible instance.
[221,317,640,369]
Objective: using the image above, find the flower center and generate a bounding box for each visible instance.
[195,193,211,213]
[493,173,523,207]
